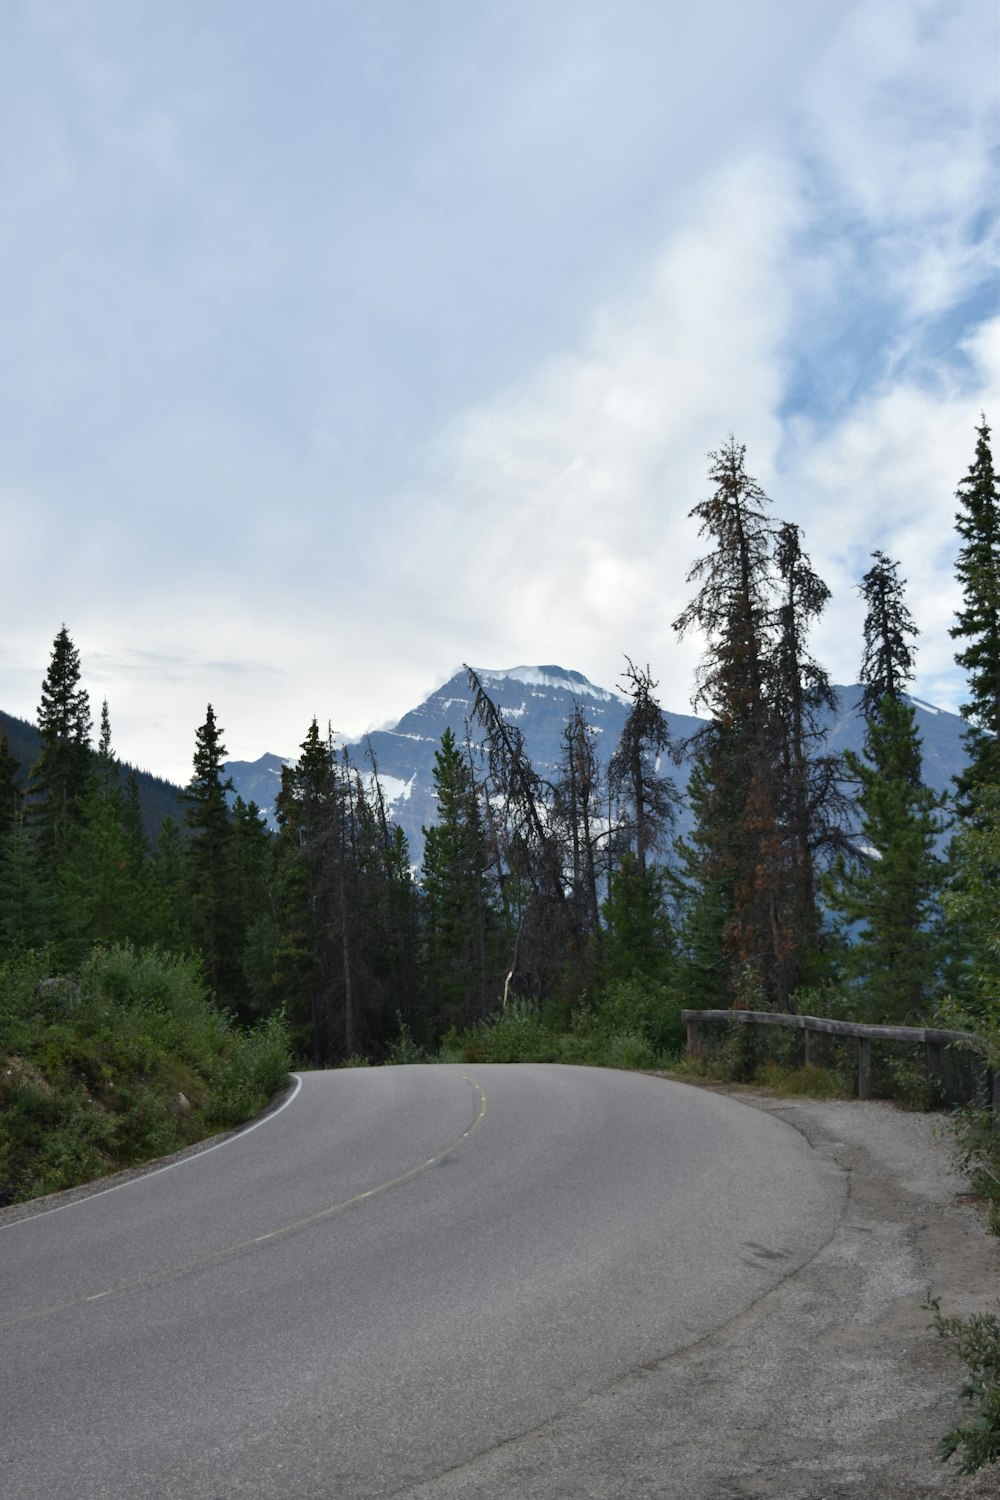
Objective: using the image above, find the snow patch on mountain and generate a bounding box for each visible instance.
[477,665,622,702]
[364,771,416,804]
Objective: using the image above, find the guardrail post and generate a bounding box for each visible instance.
[687,1014,700,1059]
[803,1027,813,1068]
[926,1042,942,1101]
[858,1038,872,1100]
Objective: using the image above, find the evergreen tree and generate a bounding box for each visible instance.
[184,705,240,1006]
[950,415,1000,805]
[552,707,603,945]
[768,522,850,997]
[147,816,187,952]
[0,727,22,841]
[597,854,674,990]
[826,555,943,1021]
[231,795,276,1021]
[28,625,92,866]
[608,659,678,880]
[58,703,154,956]
[826,697,943,1022]
[857,551,918,721]
[421,727,498,1028]
[467,667,575,1002]
[672,438,781,1003]
[0,809,53,955]
[355,749,421,1052]
[944,783,1000,1023]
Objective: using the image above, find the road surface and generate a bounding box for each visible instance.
[0,1064,844,1498]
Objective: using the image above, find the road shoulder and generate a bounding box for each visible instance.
[404,1085,1000,1499]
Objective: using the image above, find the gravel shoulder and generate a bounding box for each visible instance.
[402,1082,1000,1499]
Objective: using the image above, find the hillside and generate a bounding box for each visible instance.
[0,709,187,844]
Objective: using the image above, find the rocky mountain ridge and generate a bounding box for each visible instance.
[225,664,969,866]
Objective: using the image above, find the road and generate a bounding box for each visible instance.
[0,1064,845,1499]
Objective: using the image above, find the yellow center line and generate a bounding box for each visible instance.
[2,1072,488,1332]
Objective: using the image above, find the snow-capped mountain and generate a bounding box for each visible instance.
[225,665,970,864]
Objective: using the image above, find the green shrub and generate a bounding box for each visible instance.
[596,1031,660,1071]
[927,1296,1000,1474]
[383,1016,428,1065]
[579,977,684,1057]
[457,999,557,1063]
[0,944,291,1204]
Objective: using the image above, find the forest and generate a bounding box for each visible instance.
[1,421,998,1205]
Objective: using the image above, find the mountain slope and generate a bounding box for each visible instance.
[225,666,970,866]
[0,709,187,843]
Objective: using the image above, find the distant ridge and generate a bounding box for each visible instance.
[224,666,971,865]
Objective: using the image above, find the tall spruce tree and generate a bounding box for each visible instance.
[184,705,240,1007]
[269,733,324,1056]
[826,554,943,1021]
[230,794,276,1021]
[421,727,497,1028]
[768,522,849,996]
[827,697,943,1022]
[58,701,137,955]
[29,625,92,866]
[857,551,918,722]
[552,707,604,945]
[950,415,1000,805]
[672,438,781,1004]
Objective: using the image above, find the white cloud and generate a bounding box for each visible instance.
[0,0,996,782]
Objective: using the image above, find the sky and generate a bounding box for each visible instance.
[1,0,997,786]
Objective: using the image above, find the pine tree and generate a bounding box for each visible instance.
[552,707,604,944]
[421,727,498,1028]
[271,719,352,1061]
[147,816,187,952]
[950,415,1000,805]
[184,705,240,1006]
[768,523,850,996]
[857,551,918,721]
[826,555,943,1021]
[467,667,575,1001]
[230,795,275,1021]
[29,625,92,866]
[0,808,53,956]
[944,783,1000,1023]
[0,727,22,841]
[608,659,678,880]
[826,697,943,1022]
[672,438,781,1004]
[59,703,153,956]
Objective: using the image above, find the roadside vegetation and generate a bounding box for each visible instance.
[0,943,290,1204]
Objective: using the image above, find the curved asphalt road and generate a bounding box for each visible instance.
[0,1065,844,1498]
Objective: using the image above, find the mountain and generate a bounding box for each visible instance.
[224,665,971,866]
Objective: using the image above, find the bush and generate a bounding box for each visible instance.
[575,977,684,1059]
[927,1296,1000,1474]
[383,1016,427,1065]
[452,999,557,1064]
[0,943,291,1203]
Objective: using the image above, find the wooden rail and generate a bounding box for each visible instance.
[681,1008,997,1109]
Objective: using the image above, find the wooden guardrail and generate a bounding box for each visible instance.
[681,1008,997,1109]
